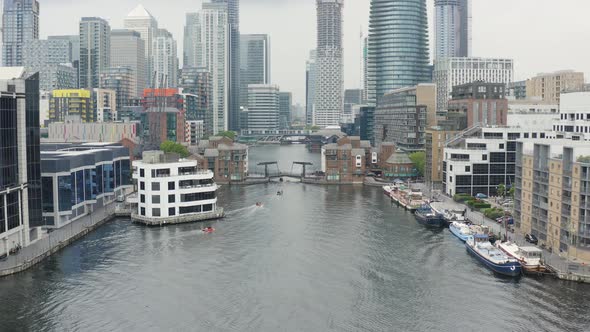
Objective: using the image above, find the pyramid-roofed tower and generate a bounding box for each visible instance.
[127,4,154,18]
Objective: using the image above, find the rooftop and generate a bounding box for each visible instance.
[127,4,154,18]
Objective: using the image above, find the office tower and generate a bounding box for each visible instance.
[49,89,94,123]
[246,84,280,131]
[367,0,431,104]
[124,5,158,88]
[212,0,240,131]
[526,70,585,105]
[305,50,317,126]
[279,92,292,129]
[23,39,77,91]
[184,13,199,68]
[194,3,229,134]
[79,17,111,89]
[110,29,146,98]
[434,57,513,114]
[2,0,39,66]
[239,34,270,108]
[152,29,178,88]
[100,66,134,118]
[49,35,80,87]
[434,0,471,60]
[0,68,41,249]
[314,0,343,127]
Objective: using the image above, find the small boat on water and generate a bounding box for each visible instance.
[414,204,445,228]
[382,185,394,196]
[449,222,473,242]
[202,227,215,234]
[466,234,522,277]
[496,242,547,274]
[390,186,425,211]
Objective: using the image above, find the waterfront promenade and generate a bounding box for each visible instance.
[0,202,129,277]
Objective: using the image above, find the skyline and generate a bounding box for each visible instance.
[37,0,590,104]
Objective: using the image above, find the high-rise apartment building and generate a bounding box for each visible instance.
[526,71,585,105]
[0,68,42,250]
[245,84,280,132]
[434,0,471,60]
[100,66,134,118]
[152,29,178,88]
[212,0,240,131]
[110,29,146,98]
[180,67,212,135]
[367,0,431,104]
[183,13,200,69]
[194,3,229,134]
[239,34,271,109]
[314,0,344,127]
[305,50,318,126]
[434,57,514,114]
[48,35,80,87]
[279,92,292,130]
[2,0,39,67]
[49,89,94,123]
[124,5,158,88]
[23,39,77,91]
[93,88,117,122]
[79,17,111,89]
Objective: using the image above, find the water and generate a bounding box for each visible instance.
[1,145,589,332]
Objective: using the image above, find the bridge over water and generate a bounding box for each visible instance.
[248,161,321,181]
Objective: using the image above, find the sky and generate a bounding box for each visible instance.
[40,0,590,104]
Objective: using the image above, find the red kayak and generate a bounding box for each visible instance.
[202,227,215,233]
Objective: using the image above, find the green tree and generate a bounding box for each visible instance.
[160,140,190,158]
[509,186,515,199]
[217,131,236,140]
[497,184,507,198]
[409,152,426,177]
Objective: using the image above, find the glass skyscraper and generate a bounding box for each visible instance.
[367,0,431,104]
[2,0,39,67]
[239,34,271,109]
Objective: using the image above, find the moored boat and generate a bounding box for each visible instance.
[449,222,472,242]
[414,205,445,228]
[466,235,522,277]
[496,242,547,274]
[382,185,394,196]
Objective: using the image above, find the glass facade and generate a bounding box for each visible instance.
[367,0,431,104]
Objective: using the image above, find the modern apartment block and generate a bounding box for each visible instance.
[0,68,42,254]
[425,127,460,189]
[508,80,527,100]
[23,39,77,91]
[183,13,200,69]
[374,84,436,152]
[100,66,134,116]
[553,92,590,140]
[434,0,471,60]
[93,88,117,122]
[239,34,271,109]
[110,29,146,98]
[141,88,185,146]
[515,140,590,262]
[2,0,39,67]
[314,0,344,127]
[358,106,375,146]
[367,0,431,104]
[245,84,280,132]
[443,127,554,197]
[152,29,178,88]
[447,81,508,129]
[434,57,514,114]
[279,92,292,130]
[79,17,111,89]
[305,50,317,126]
[40,143,132,229]
[124,5,158,88]
[49,89,94,123]
[526,71,585,105]
[508,99,558,131]
[185,120,205,145]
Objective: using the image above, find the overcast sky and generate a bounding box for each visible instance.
[41,0,590,104]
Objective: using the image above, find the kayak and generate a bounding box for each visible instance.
[202,228,215,233]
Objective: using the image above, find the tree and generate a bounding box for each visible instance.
[497,184,507,198]
[509,186,515,199]
[409,152,426,177]
[217,131,236,140]
[160,140,190,158]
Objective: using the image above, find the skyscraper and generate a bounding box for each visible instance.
[194,3,229,134]
[314,0,344,127]
[23,39,77,91]
[246,84,280,131]
[305,50,317,126]
[183,13,200,69]
[2,0,39,66]
[100,66,134,118]
[279,92,292,130]
[434,0,471,60]
[367,0,431,104]
[124,5,158,88]
[79,17,111,89]
[152,29,178,88]
[212,0,240,131]
[239,34,270,109]
[110,29,146,97]
[48,35,80,87]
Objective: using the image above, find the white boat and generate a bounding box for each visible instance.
[496,242,547,274]
[382,185,394,196]
[444,209,467,223]
[449,222,472,242]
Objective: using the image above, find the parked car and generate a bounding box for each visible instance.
[525,233,539,245]
[475,193,488,199]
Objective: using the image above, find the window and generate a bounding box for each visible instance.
[152,208,161,217]
[181,192,216,202]
[169,208,176,216]
[140,169,145,177]
[524,133,529,139]
[482,155,488,161]
[141,207,146,216]
[140,182,145,190]
[203,204,213,212]
[450,165,453,171]
[179,205,202,214]
[168,182,175,190]
[499,144,505,149]
[140,194,145,203]
[449,176,453,183]
[152,182,160,191]
[465,166,471,172]
[169,195,175,203]
[152,195,160,204]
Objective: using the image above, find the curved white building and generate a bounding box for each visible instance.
[132,151,223,225]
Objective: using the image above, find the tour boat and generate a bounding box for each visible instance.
[466,235,522,277]
[496,242,547,274]
[449,222,473,242]
[414,204,445,228]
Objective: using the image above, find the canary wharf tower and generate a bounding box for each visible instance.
[367,0,431,104]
